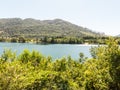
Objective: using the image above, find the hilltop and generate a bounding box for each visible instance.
[0,18,104,38]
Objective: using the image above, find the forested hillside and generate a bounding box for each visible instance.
[0,18,104,38]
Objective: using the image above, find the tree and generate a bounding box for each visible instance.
[105,38,120,89]
[90,37,120,89]
[18,37,26,43]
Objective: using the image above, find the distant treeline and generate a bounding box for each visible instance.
[0,36,110,44]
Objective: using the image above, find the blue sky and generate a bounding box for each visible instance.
[0,0,120,36]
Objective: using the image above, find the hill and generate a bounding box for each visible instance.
[0,18,104,38]
[116,34,120,37]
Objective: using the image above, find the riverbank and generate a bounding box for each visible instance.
[0,36,108,44]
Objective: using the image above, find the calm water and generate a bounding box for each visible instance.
[0,42,97,60]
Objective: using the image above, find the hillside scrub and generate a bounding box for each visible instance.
[0,38,120,90]
[0,18,104,38]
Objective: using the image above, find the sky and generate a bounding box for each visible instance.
[0,0,120,36]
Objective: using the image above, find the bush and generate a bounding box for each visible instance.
[0,37,120,89]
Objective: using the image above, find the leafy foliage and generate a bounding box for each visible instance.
[0,37,120,90]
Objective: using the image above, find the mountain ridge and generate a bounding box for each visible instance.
[0,18,105,38]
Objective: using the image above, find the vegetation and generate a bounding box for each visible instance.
[0,36,108,44]
[0,37,120,90]
[0,18,106,44]
[0,18,104,37]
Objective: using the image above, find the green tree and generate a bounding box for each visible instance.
[89,37,120,89]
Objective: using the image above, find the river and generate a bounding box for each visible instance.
[0,42,98,60]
